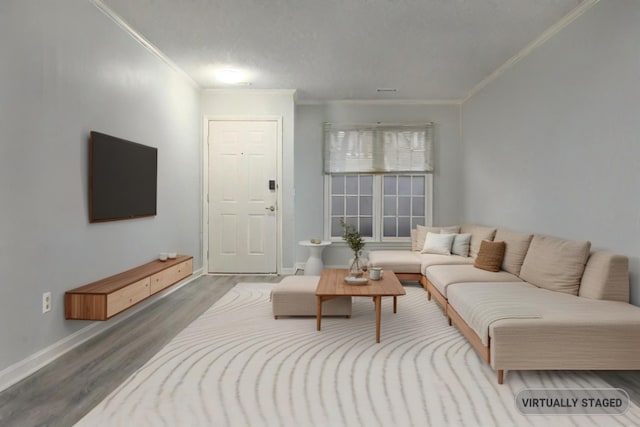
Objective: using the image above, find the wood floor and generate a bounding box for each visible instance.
[0,274,281,427]
[1,274,639,426]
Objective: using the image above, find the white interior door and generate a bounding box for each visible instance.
[208,120,278,273]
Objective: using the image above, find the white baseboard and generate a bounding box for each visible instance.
[291,263,305,275]
[0,268,204,393]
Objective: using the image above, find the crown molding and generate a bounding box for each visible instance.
[463,0,600,103]
[296,98,462,106]
[90,0,200,89]
[202,88,297,96]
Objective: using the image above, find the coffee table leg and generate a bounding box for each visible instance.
[316,296,322,331]
[375,296,381,343]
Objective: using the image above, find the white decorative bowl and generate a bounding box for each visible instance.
[344,276,368,285]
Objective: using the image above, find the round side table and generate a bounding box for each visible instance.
[299,240,331,275]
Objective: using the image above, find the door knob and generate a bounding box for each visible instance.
[266,206,275,212]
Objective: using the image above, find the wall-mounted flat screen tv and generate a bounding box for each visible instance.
[89,131,157,223]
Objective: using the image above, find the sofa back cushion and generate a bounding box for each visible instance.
[416,225,460,252]
[474,240,506,272]
[460,224,497,258]
[519,235,591,295]
[494,228,533,276]
[579,251,629,303]
[411,229,419,251]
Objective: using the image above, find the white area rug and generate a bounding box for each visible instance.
[76,282,640,427]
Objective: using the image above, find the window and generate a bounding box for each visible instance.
[330,174,374,238]
[326,173,432,241]
[382,175,426,238]
[324,123,434,242]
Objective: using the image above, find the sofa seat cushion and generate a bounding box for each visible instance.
[419,254,474,275]
[426,264,521,297]
[446,282,640,370]
[367,250,422,274]
[448,282,640,352]
[447,282,541,345]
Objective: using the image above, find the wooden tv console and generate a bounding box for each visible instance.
[65,255,193,321]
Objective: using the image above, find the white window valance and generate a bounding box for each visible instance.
[323,123,434,174]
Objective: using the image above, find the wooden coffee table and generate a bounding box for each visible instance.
[316,268,406,343]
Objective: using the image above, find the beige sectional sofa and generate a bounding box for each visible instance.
[367,224,640,384]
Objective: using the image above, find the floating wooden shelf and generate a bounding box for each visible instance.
[65,255,193,320]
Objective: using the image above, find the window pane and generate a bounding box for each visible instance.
[331,217,342,237]
[412,176,425,195]
[346,176,359,194]
[360,217,373,237]
[398,197,411,216]
[345,216,358,229]
[332,175,344,194]
[398,217,411,237]
[360,196,372,215]
[384,176,397,195]
[328,173,429,242]
[340,216,358,236]
[383,217,397,237]
[360,175,373,195]
[398,176,412,195]
[346,196,358,215]
[332,196,344,215]
[412,217,425,228]
[412,197,425,216]
[384,196,396,216]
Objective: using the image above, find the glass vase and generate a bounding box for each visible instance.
[349,253,365,278]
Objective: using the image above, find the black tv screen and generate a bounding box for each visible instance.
[89,131,157,223]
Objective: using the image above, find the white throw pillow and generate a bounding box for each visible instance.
[440,232,471,257]
[421,232,455,255]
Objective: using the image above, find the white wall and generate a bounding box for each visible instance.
[0,1,201,372]
[461,0,640,304]
[295,102,463,267]
[201,90,296,272]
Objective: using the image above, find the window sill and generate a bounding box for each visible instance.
[329,240,412,252]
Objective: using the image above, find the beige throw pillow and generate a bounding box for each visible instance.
[421,232,455,255]
[474,240,506,272]
[494,228,534,276]
[519,235,591,295]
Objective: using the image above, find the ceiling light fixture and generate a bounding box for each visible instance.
[215,68,248,85]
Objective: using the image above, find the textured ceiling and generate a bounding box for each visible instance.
[102,0,584,101]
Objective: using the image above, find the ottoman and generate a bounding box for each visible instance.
[271,275,352,319]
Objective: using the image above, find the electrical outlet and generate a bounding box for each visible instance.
[42,292,51,313]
